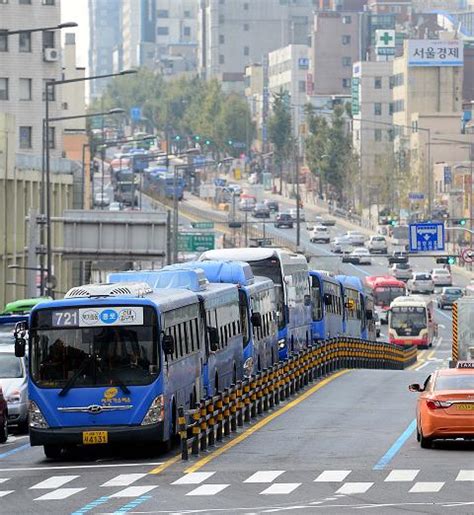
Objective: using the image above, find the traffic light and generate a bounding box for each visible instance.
[388,218,397,227]
[228,139,233,146]
[174,135,181,141]
[459,218,467,226]
[448,256,456,265]
[436,256,456,264]
[205,139,211,145]
[194,135,200,141]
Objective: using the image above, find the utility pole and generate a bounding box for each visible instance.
[295,140,301,250]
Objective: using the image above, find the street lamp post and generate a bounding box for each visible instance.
[6,22,77,36]
[44,69,136,297]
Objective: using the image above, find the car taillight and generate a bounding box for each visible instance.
[426,399,452,410]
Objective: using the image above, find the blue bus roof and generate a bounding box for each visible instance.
[336,275,365,292]
[310,270,341,287]
[108,270,209,292]
[165,261,255,286]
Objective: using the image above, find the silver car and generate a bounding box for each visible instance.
[0,348,28,432]
[407,273,435,294]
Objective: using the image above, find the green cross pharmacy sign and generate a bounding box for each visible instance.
[379,32,393,46]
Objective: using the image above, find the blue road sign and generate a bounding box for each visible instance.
[409,222,445,252]
[408,192,425,201]
[130,107,142,122]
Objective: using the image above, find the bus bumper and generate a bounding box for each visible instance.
[29,422,166,447]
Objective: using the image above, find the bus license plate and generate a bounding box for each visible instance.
[82,431,108,445]
[456,404,474,411]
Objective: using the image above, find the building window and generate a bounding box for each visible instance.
[184,10,191,17]
[0,30,7,52]
[42,31,55,49]
[244,2,249,8]
[244,46,249,56]
[42,0,55,4]
[244,23,249,31]
[389,103,394,115]
[374,129,382,142]
[374,102,382,115]
[219,14,225,24]
[374,76,382,89]
[183,26,191,37]
[19,126,32,149]
[0,78,8,100]
[342,56,352,67]
[19,31,32,52]
[43,79,55,101]
[48,127,56,149]
[342,78,351,88]
[342,35,351,45]
[157,9,169,17]
[62,102,68,110]
[219,34,225,44]
[342,15,352,24]
[219,54,225,64]
[298,80,306,93]
[19,78,32,100]
[157,27,169,36]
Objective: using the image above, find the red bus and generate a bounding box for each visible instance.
[364,276,407,323]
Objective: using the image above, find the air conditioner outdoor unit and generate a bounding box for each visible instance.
[44,48,59,62]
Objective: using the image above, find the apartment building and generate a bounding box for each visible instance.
[0,0,63,156]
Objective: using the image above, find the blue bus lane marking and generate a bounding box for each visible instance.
[373,419,417,470]
[0,443,30,459]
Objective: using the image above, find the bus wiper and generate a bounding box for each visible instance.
[58,355,93,397]
[109,375,130,395]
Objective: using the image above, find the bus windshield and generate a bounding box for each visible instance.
[30,308,158,389]
[391,306,426,336]
[374,286,405,306]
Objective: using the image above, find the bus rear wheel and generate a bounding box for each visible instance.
[44,445,62,460]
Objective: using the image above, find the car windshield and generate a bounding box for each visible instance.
[435,374,474,390]
[391,306,427,336]
[30,307,158,388]
[373,286,406,306]
[396,263,410,270]
[0,353,23,379]
[415,274,431,280]
[444,288,462,295]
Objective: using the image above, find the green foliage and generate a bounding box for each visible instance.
[268,91,292,166]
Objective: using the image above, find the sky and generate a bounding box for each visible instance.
[61,0,89,69]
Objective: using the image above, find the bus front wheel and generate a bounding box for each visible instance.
[44,445,62,460]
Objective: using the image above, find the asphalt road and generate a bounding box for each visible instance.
[1,188,472,514]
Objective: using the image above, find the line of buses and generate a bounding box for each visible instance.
[6,247,433,458]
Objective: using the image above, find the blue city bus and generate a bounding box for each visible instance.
[163,261,278,374]
[17,282,204,459]
[143,168,185,201]
[337,275,368,339]
[200,248,311,359]
[309,271,344,341]
[108,269,244,397]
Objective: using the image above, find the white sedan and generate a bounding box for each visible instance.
[343,247,372,264]
[431,268,452,287]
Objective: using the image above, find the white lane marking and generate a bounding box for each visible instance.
[0,462,164,473]
[409,482,444,493]
[34,488,86,500]
[385,470,419,482]
[0,478,9,484]
[172,472,216,485]
[101,473,148,487]
[110,485,157,498]
[456,470,474,481]
[415,361,431,371]
[244,471,285,483]
[30,475,79,489]
[314,470,351,482]
[0,490,14,498]
[186,484,229,496]
[336,482,374,494]
[260,483,301,495]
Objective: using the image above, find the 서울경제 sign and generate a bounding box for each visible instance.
[407,39,463,67]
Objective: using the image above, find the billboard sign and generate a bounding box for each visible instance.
[407,40,463,67]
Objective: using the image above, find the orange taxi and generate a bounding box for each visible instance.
[409,363,474,448]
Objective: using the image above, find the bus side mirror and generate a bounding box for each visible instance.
[408,383,423,392]
[304,294,312,307]
[250,312,262,327]
[208,327,219,352]
[14,321,28,358]
[323,293,332,306]
[162,334,175,356]
[366,309,373,320]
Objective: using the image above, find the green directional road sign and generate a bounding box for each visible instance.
[178,233,215,252]
[191,222,214,229]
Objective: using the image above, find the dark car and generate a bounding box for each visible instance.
[0,386,8,443]
[388,250,408,264]
[438,287,464,309]
[263,199,279,213]
[252,202,271,218]
[274,213,294,228]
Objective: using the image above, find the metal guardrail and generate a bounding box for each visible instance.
[178,338,417,460]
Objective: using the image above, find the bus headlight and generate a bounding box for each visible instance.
[141,395,164,426]
[29,401,49,429]
[278,338,286,350]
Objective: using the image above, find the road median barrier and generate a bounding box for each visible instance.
[179,338,417,460]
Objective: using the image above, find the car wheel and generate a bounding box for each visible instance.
[420,431,433,449]
[44,445,63,460]
[17,418,29,434]
[416,426,421,442]
[0,414,8,443]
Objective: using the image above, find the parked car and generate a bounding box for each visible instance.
[0,386,7,443]
[330,236,352,254]
[274,213,294,228]
[407,273,435,294]
[367,235,388,254]
[343,247,372,264]
[345,231,365,246]
[94,192,110,208]
[252,202,271,218]
[263,199,279,213]
[388,250,409,264]
[390,262,413,281]
[431,268,452,287]
[310,226,330,244]
[288,208,306,222]
[0,348,28,432]
[437,287,464,309]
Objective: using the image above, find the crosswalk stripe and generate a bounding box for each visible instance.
[34,488,86,501]
[336,482,374,494]
[409,482,445,493]
[244,471,285,483]
[110,485,157,498]
[0,490,14,498]
[101,473,148,487]
[30,475,80,490]
[172,472,216,485]
[260,483,301,495]
[456,470,474,481]
[186,484,229,496]
[385,469,419,482]
[314,470,351,482]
